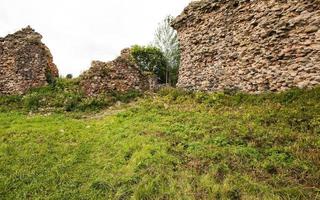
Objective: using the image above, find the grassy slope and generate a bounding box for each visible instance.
[0,87,320,199]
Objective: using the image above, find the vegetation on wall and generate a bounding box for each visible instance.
[0,78,142,113]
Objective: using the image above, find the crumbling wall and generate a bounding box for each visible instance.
[0,26,58,95]
[80,48,153,96]
[172,0,320,92]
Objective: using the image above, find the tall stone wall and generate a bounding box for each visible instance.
[172,0,320,92]
[0,26,58,95]
[80,48,155,96]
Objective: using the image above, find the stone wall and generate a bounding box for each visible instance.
[0,26,59,95]
[172,0,320,92]
[80,48,155,96]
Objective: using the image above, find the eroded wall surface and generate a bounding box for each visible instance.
[0,26,58,95]
[172,0,320,92]
[80,48,152,96]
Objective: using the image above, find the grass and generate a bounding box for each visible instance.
[0,78,142,113]
[0,86,320,199]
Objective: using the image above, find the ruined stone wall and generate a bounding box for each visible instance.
[172,0,320,92]
[0,26,58,95]
[80,48,153,96]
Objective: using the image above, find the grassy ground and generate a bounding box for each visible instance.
[0,87,320,199]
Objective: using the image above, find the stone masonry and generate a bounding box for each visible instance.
[0,26,59,95]
[80,48,155,96]
[172,0,320,92]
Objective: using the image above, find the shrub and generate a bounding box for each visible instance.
[111,90,142,103]
[158,87,191,100]
[0,78,142,113]
[45,69,56,85]
[131,45,168,84]
[66,74,73,79]
[23,93,42,111]
[64,93,82,112]
[78,95,113,112]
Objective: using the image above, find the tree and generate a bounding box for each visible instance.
[66,74,73,79]
[154,15,180,86]
[130,45,167,84]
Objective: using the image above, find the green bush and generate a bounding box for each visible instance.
[110,90,142,103]
[131,45,168,84]
[78,95,113,112]
[23,93,42,111]
[66,74,73,79]
[64,93,83,112]
[0,78,142,113]
[158,87,191,101]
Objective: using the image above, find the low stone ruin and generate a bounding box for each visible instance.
[0,26,59,95]
[80,48,155,96]
[0,26,156,97]
[172,0,320,93]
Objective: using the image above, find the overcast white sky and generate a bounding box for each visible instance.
[0,0,191,76]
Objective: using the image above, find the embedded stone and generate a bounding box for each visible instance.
[172,0,320,93]
[305,25,319,33]
[0,26,58,95]
[79,48,157,96]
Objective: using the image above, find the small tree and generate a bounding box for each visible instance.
[131,45,167,84]
[66,74,73,79]
[154,15,180,86]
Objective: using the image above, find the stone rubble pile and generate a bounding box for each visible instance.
[172,0,320,92]
[80,48,156,96]
[0,26,58,95]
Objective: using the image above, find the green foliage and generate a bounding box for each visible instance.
[131,45,167,84]
[132,15,181,86]
[66,74,73,79]
[154,15,180,86]
[45,69,56,85]
[158,87,191,100]
[110,90,142,103]
[23,92,42,111]
[0,78,141,113]
[1,86,320,199]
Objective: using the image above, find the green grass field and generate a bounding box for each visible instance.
[1,86,320,199]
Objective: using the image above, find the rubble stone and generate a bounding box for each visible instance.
[0,26,58,95]
[172,0,320,93]
[80,48,156,96]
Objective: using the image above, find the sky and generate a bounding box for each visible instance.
[0,0,191,76]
